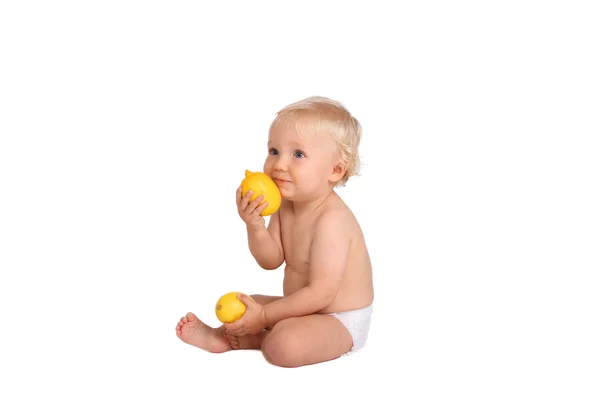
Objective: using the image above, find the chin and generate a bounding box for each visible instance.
[278,189,293,200]
[279,187,304,202]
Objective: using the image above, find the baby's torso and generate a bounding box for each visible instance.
[279,195,374,314]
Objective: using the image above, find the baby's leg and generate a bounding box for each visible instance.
[175,294,283,353]
[261,314,353,368]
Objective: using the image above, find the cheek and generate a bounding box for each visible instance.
[300,166,320,183]
[263,158,272,171]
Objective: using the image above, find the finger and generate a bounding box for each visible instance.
[226,327,243,336]
[225,321,242,331]
[254,201,269,215]
[243,196,262,217]
[236,186,242,205]
[236,293,256,307]
[238,196,249,214]
[246,195,264,214]
[239,190,253,211]
[226,321,245,333]
[230,327,246,336]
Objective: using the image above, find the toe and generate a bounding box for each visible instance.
[227,334,238,344]
[186,312,197,322]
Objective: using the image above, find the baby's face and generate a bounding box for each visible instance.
[263,118,339,201]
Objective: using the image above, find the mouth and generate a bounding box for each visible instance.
[273,178,290,184]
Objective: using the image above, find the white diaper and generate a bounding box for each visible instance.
[329,303,373,354]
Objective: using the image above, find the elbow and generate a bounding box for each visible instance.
[259,257,284,271]
[260,263,279,271]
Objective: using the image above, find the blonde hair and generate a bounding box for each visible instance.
[269,96,362,187]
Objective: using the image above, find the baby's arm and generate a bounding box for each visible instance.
[247,210,284,270]
[261,212,348,325]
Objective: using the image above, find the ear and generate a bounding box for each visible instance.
[329,162,347,184]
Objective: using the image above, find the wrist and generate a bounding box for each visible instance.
[246,223,266,234]
[260,304,269,328]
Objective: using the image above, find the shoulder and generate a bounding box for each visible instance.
[314,195,355,237]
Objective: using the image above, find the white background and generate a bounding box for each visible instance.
[1,1,598,399]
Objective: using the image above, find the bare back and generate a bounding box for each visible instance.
[277,191,374,314]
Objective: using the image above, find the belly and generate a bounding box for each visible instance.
[282,264,308,296]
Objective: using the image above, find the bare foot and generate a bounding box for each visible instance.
[175,312,231,353]
[225,330,267,350]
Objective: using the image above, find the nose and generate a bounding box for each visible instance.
[273,154,288,172]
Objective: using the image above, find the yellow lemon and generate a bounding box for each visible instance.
[215,292,252,323]
[240,170,281,216]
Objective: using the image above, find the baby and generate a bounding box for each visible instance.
[176,96,374,367]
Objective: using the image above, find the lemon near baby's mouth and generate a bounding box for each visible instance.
[240,170,281,216]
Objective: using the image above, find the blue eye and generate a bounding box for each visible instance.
[294,151,305,158]
[269,148,278,155]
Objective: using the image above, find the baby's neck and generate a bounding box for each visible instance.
[292,190,337,216]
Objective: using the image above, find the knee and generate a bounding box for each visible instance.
[261,320,303,367]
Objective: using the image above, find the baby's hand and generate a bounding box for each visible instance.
[236,186,269,231]
[224,293,267,336]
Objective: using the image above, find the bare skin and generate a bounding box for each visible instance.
[256,192,371,366]
[175,192,372,367]
[175,298,354,367]
[175,312,231,353]
[277,192,374,314]
[176,108,374,367]
[175,295,279,352]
